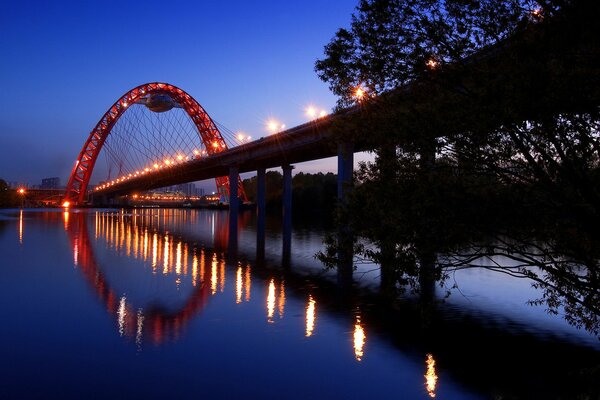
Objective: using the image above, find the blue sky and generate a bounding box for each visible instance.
[0,0,363,189]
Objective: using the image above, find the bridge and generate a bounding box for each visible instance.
[64,5,599,233]
[64,82,358,237]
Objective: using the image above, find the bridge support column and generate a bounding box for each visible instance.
[256,167,266,261]
[337,143,354,283]
[282,164,294,266]
[337,142,354,203]
[228,166,239,242]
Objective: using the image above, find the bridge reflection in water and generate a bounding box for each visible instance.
[61,209,417,384]
[10,209,598,398]
[65,209,441,396]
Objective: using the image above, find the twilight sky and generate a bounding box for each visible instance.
[0,0,365,189]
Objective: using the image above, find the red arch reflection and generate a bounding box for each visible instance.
[66,211,216,345]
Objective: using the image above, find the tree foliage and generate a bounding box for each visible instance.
[243,172,338,215]
[315,0,553,107]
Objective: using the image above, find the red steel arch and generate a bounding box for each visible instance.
[65,82,245,205]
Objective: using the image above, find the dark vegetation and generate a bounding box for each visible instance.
[0,179,18,207]
[243,171,338,217]
[313,0,600,345]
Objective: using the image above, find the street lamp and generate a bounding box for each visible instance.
[17,188,26,208]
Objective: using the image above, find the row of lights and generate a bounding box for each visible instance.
[95,103,333,191]
[95,150,213,191]
[261,56,445,133]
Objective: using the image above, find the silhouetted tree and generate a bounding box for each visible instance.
[0,179,17,207]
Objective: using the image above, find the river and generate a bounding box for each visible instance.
[0,208,598,399]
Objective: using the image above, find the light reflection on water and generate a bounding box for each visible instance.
[1,208,598,399]
[305,294,316,337]
[353,314,366,362]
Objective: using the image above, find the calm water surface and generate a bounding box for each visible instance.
[0,209,598,399]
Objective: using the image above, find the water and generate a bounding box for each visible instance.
[0,208,598,399]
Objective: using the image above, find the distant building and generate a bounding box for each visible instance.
[41,177,61,189]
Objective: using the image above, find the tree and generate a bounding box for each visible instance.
[315,0,548,108]
[314,0,600,336]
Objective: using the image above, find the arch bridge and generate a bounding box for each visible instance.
[65,82,355,230]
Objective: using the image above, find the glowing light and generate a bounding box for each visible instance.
[531,7,543,19]
[247,136,252,141]
[426,58,439,69]
[62,201,70,208]
[18,188,26,195]
[163,235,169,274]
[319,110,327,118]
[211,255,218,295]
[236,267,243,304]
[153,163,159,169]
[305,295,316,337]
[193,150,200,156]
[192,254,199,287]
[175,241,182,275]
[425,354,438,398]
[244,266,251,302]
[267,278,275,322]
[165,159,172,166]
[145,168,150,172]
[354,86,366,100]
[353,316,366,361]
[151,233,158,272]
[18,209,23,244]
[278,281,286,318]
[237,133,245,141]
[177,154,184,161]
[117,296,127,336]
[219,259,225,292]
[266,119,285,133]
[305,106,317,119]
[212,141,219,148]
[122,102,128,107]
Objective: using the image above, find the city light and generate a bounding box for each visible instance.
[18,188,26,195]
[62,201,70,208]
[177,154,184,161]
